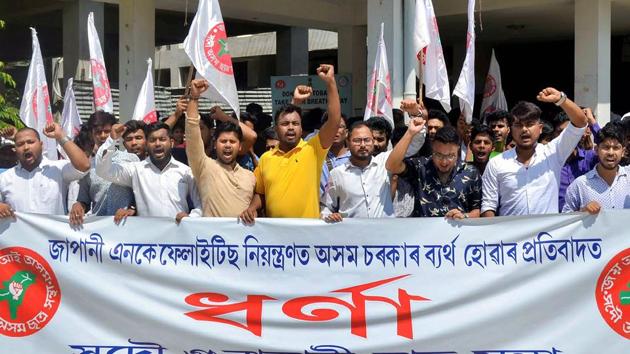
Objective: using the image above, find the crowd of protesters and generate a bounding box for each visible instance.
[0,64,628,225]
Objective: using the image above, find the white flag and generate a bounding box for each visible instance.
[453,0,476,123]
[87,12,113,113]
[415,0,451,112]
[364,23,394,126]
[183,0,240,116]
[58,78,82,158]
[132,58,157,124]
[480,49,508,116]
[19,28,57,160]
[61,78,82,139]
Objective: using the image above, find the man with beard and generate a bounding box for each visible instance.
[563,123,630,213]
[185,79,255,217]
[69,113,142,226]
[239,64,341,223]
[365,116,392,156]
[0,122,90,217]
[95,122,201,222]
[417,109,450,157]
[321,118,425,221]
[469,124,495,174]
[481,87,588,216]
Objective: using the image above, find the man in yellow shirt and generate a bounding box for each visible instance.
[240,64,342,222]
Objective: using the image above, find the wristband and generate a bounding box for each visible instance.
[57,136,71,147]
[554,91,567,106]
[410,111,424,118]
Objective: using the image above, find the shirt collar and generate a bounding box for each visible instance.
[144,156,178,171]
[273,139,307,156]
[588,165,628,180]
[16,156,48,173]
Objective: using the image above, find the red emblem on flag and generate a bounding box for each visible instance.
[90,59,111,108]
[143,110,158,124]
[31,85,53,125]
[203,23,233,75]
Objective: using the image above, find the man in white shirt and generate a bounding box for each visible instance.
[321,100,426,221]
[481,87,588,216]
[0,123,90,217]
[95,122,202,222]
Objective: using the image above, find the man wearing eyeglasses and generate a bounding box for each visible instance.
[481,87,588,216]
[386,125,482,219]
[321,100,427,221]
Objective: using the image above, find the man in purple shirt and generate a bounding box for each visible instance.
[556,108,601,210]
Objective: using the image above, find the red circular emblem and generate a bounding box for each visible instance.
[275,80,286,89]
[595,247,630,339]
[483,75,497,99]
[203,23,233,75]
[31,85,54,125]
[0,247,61,337]
[143,110,158,124]
[90,59,112,108]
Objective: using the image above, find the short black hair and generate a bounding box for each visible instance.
[200,113,215,129]
[554,111,570,128]
[485,109,512,127]
[263,127,278,140]
[511,101,541,123]
[365,116,393,141]
[144,122,172,139]
[598,122,626,146]
[15,127,40,141]
[274,104,302,125]
[123,120,146,139]
[428,109,450,126]
[348,121,371,137]
[73,125,94,154]
[471,124,495,142]
[432,125,460,146]
[240,111,258,125]
[539,121,555,143]
[246,102,263,116]
[393,108,405,128]
[214,121,243,141]
[87,111,117,129]
[320,111,348,126]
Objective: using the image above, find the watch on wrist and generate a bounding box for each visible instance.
[554,91,567,106]
[57,136,71,146]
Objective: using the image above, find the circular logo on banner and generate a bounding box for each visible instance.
[0,247,61,337]
[275,80,286,89]
[31,85,54,125]
[338,75,349,88]
[595,247,630,339]
[203,23,233,75]
[483,75,497,98]
[90,59,111,108]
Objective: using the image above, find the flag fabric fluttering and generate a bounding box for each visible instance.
[183,0,240,116]
[19,27,57,160]
[58,78,82,158]
[132,59,157,124]
[364,23,394,126]
[480,49,508,116]
[87,12,114,113]
[414,0,451,112]
[453,0,476,123]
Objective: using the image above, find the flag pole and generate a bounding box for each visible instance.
[184,64,196,96]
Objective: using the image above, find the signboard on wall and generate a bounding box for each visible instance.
[271,74,353,118]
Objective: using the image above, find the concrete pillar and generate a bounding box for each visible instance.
[338,25,367,117]
[574,0,611,124]
[275,27,309,76]
[62,0,104,86]
[367,0,404,109]
[119,0,155,121]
